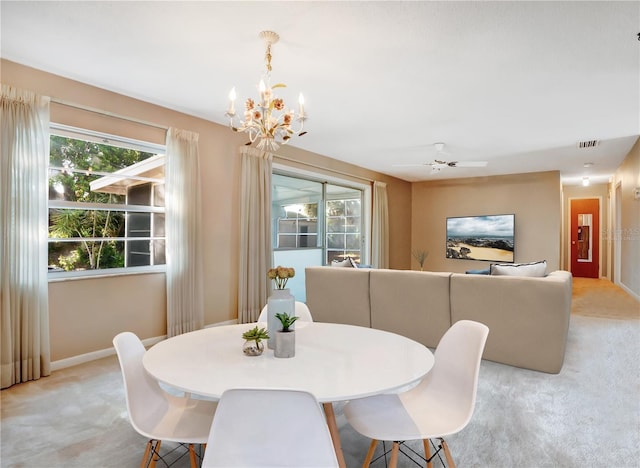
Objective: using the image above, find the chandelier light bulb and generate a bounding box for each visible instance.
[227,87,237,115]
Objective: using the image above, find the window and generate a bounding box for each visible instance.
[272,173,363,264]
[48,124,166,276]
[325,196,362,264]
[277,203,318,248]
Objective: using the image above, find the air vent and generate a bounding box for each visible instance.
[578,140,599,149]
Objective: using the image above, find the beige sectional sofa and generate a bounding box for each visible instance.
[305,267,573,374]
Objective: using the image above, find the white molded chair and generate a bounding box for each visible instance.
[257,301,314,323]
[202,388,339,467]
[113,332,217,468]
[343,320,490,468]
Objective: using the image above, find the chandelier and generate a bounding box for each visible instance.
[225,31,307,152]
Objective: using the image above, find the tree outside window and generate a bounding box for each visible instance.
[48,131,165,273]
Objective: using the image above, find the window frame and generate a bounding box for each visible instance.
[47,123,167,280]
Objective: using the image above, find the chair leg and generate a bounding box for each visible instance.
[140,440,153,468]
[423,439,433,468]
[389,442,400,468]
[188,443,197,468]
[149,440,161,468]
[363,439,378,467]
[441,438,456,468]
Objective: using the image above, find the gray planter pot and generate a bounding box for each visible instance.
[274,331,295,358]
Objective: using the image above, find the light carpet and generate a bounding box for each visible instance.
[1,279,638,467]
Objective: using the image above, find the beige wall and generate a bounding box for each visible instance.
[2,60,411,361]
[562,183,610,278]
[411,171,562,273]
[612,139,640,298]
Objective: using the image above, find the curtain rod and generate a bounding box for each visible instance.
[51,98,169,131]
[273,153,374,184]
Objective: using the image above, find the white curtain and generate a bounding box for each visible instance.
[372,181,389,269]
[0,84,51,389]
[165,128,204,337]
[238,146,273,323]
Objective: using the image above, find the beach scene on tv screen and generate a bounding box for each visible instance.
[446,215,514,262]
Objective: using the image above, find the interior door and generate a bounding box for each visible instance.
[570,198,599,278]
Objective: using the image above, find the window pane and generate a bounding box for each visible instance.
[327,233,345,249]
[326,217,344,233]
[49,208,126,238]
[299,219,317,234]
[345,200,361,216]
[298,234,317,248]
[346,216,361,233]
[128,240,151,267]
[278,235,298,248]
[48,240,125,271]
[153,239,166,265]
[278,219,297,233]
[326,200,344,217]
[128,213,151,237]
[346,234,361,250]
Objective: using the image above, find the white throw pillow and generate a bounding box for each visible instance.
[490,260,547,277]
[330,258,357,268]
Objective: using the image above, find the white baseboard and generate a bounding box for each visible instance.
[51,335,165,371]
[617,281,640,302]
[50,319,239,371]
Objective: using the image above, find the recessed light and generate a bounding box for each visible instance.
[583,162,594,168]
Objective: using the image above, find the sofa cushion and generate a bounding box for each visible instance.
[369,269,452,349]
[305,267,371,327]
[490,260,547,277]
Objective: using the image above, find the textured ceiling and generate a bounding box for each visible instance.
[1,1,638,184]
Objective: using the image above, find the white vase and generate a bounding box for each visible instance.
[266,288,295,349]
[274,330,295,358]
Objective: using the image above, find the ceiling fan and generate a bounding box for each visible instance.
[393,142,488,173]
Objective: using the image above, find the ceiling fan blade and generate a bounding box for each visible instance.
[451,161,488,167]
[391,163,431,167]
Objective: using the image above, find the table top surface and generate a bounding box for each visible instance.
[143,322,434,403]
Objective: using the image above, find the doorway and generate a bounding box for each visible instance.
[570,198,600,278]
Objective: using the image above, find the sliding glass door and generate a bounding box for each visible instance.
[272,173,365,301]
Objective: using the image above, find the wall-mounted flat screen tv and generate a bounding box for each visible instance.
[446,214,515,262]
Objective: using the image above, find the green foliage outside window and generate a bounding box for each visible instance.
[48,135,155,271]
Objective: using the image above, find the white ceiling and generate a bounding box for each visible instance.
[2,1,638,185]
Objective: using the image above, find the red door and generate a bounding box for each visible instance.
[570,198,599,278]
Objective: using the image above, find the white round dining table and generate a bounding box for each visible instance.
[143,321,434,467]
[143,321,434,403]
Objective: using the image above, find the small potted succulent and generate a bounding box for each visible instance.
[274,312,298,358]
[241,326,269,356]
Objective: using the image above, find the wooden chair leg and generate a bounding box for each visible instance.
[363,439,378,467]
[441,438,456,468]
[423,439,433,468]
[140,440,153,468]
[149,440,161,468]
[389,442,400,468]
[188,443,197,468]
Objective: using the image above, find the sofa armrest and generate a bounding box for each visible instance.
[450,271,572,373]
